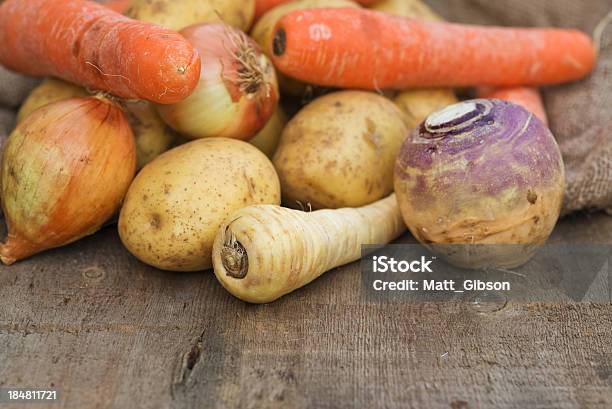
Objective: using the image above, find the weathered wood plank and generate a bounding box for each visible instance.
[0,213,611,409]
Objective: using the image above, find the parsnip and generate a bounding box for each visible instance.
[212,194,406,303]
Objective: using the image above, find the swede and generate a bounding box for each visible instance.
[394,99,565,268]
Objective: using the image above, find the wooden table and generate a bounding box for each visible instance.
[1,213,611,409]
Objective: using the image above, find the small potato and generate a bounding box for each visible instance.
[123,101,177,169]
[370,0,443,21]
[18,79,175,169]
[126,0,255,31]
[394,89,458,130]
[248,106,288,158]
[207,0,255,31]
[118,138,281,272]
[17,78,86,124]
[273,91,408,209]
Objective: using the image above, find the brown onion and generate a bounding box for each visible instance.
[157,23,279,140]
[17,79,175,170]
[0,97,136,264]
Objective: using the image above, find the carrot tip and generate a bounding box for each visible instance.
[273,28,286,56]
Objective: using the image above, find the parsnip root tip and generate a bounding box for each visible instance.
[220,232,249,279]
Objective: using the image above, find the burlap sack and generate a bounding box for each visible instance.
[426,0,612,215]
[0,65,40,108]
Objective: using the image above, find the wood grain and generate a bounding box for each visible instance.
[0,212,611,409]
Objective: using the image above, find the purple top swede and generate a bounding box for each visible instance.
[394,99,565,268]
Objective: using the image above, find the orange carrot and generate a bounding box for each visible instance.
[478,86,549,125]
[0,0,201,104]
[100,0,130,14]
[271,8,596,89]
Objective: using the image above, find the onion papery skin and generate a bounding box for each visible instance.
[157,23,279,141]
[0,97,136,265]
[394,99,565,269]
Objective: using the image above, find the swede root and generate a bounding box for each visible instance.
[212,194,406,303]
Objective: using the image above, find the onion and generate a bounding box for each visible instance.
[0,97,136,265]
[17,79,176,170]
[395,99,565,268]
[157,23,279,140]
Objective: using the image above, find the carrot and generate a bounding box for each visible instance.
[100,0,131,14]
[477,87,548,125]
[212,194,405,303]
[373,0,455,130]
[0,0,201,104]
[271,8,596,90]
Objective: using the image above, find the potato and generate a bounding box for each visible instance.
[123,101,177,169]
[118,138,281,272]
[250,0,359,96]
[17,79,175,169]
[126,0,255,31]
[207,0,255,30]
[394,89,458,130]
[17,78,87,124]
[370,0,443,21]
[273,91,408,209]
[248,106,288,158]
